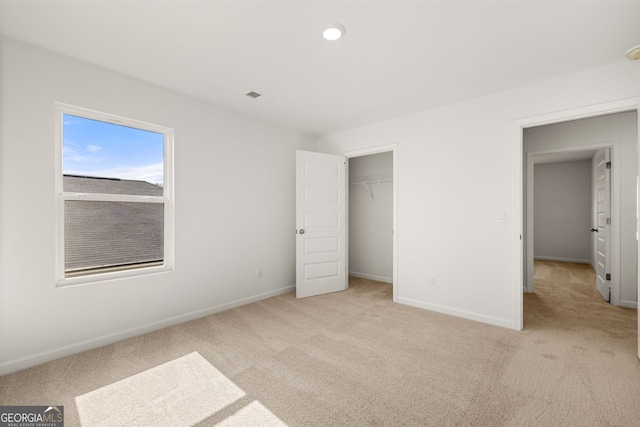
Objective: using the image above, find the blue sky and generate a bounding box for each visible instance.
[63,114,164,184]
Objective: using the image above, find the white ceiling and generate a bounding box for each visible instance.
[1,1,639,136]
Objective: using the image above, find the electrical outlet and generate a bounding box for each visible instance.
[257,268,263,279]
[429,275,437,286]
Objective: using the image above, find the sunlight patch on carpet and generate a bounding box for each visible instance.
[76,352,244,426]
[218,401,287,426]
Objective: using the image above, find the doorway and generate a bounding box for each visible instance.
[345,144,398,302]
[295,146,397,300]
[348,152,393,293]
[523,112,636,308]
[516,102,639,339]
[525,146,615,295]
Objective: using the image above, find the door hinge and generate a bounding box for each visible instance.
[606,273,611,281]
[606,217,611,225]
[606,161,611,170]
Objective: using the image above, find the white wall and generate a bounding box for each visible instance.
[533,160,592,263]
[0,37,315,374]
[524,112,637,307]
[317,59,640,329]
[348,152,393,283]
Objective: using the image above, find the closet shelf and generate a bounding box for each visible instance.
[350,179,392,199]
[349,179,393,186]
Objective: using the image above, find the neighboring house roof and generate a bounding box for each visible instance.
[64,174,163,196]
[63,175,164,274]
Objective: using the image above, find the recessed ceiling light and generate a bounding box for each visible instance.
[323,23,345,41]
[626,45,640,61]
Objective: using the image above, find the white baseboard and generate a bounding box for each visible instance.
[396,297,515,330]
[349,271,393,284]
[0,285,295,376]
[619,299,638,309]
[534,256,592,265]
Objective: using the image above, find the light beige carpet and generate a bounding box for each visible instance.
[75,352,249,426]
[1,264,638,426]
[216,401,287,427]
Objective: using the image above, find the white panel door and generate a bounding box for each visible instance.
[595,149,611,302]
[296,150,347,298]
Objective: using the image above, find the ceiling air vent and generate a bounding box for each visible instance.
[245,91,262,99]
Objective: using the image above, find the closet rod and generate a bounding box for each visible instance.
[349,179,393,186]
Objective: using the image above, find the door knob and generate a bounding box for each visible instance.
[299,229,305,234]
[590,228,598,232]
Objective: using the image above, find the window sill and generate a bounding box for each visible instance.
[56,264,173,288]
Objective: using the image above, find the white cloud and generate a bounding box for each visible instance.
[63,116,83,126]
[63,141,102,162]
[65,162,165,185]
[86,144,102,153]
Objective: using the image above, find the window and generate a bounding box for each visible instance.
[55,103,173,285]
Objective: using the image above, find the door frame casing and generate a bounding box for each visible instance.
[514,97,640,332]
[344,143,398,302]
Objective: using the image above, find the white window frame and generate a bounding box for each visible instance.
[54,102,174,286]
